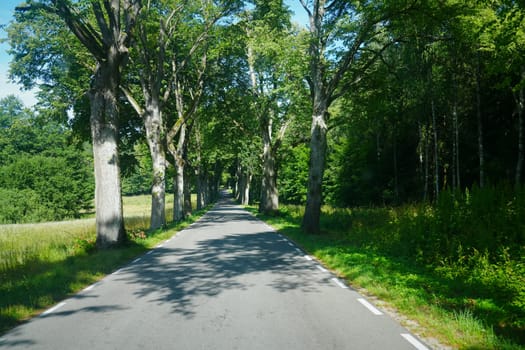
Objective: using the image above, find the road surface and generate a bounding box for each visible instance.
[0,195,430,349]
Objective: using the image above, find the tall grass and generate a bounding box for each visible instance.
[252,186,525,349]
[0,194,205,335]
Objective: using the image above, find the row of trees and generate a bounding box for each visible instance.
[6,0,524,247]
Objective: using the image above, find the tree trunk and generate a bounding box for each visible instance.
[173,157,184,221]
[196,170,205,210]
[515,68,524,186]
[302,98,328,234]
[90,63,126,248]
[393,128,399,202]
[423,121,430,201]
[259,120,279,214]
[452,101,460,190]
[432,96,439,198]
[242,172,251,206]
[476,55,485,188]
[144,104,166,230]
[184,168,192,216]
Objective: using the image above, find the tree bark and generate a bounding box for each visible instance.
[90,63,126,248]
[242,172,252,206]
[476,55,485,188]
[515,68,524,186]
[144,104,166,230]
[184,167,192,216]
[431,96,439,198]
[259,127,279,214]
[302,98,328,234]
[170,121,186,222]
[452,101,460,190]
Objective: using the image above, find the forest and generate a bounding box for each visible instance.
[0,0,524,347]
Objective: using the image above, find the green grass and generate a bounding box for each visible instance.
[0,194,208,335]
[248,204,525,350]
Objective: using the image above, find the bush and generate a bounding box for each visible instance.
[0,155,93,223]
[0,188,52,223]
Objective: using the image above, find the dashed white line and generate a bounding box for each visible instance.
[316,265,329,273]
[146,250,154,255]
[357,298,383,315]
[81,282,99,293]
[132,258,141,263]
[304,255,313,261]
[331,277,349,289]
[112,268,124,275]
[401,333,429,350]
[41,302,66,316]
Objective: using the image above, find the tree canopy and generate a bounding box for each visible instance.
[3,0,525,234]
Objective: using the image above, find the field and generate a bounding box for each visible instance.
[0,195,204,335]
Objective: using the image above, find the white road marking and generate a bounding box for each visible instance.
[41,302,66,316]
[357,298,383,315]
[132,258,141,263]
[295,248,303,254]
[401,333,429,350]
[81,282,99,293]
[146,250,154,255]
[316,265,329,273]
[287,242,294,247]
[112,268,124,275]
[331,277,349,289]
[156,244,164,248]
[304,255,313,261]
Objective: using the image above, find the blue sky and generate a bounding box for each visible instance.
[0,0,308,108]
[0,0,38,107]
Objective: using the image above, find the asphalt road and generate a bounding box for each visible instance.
[0,195,430,349]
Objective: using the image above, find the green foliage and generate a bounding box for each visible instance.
[0,155,93,222]
[0,188,45,223]
[0,96,94,223]
[278,143,309,204]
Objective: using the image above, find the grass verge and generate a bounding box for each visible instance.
[247,204,525,350]
[0,195,210,335]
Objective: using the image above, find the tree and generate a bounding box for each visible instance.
[121,0,178,230]
[242,0,306,214]
[13,0,141,248]
[298,0,415,233]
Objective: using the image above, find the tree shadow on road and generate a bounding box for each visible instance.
[118,211,329,318]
